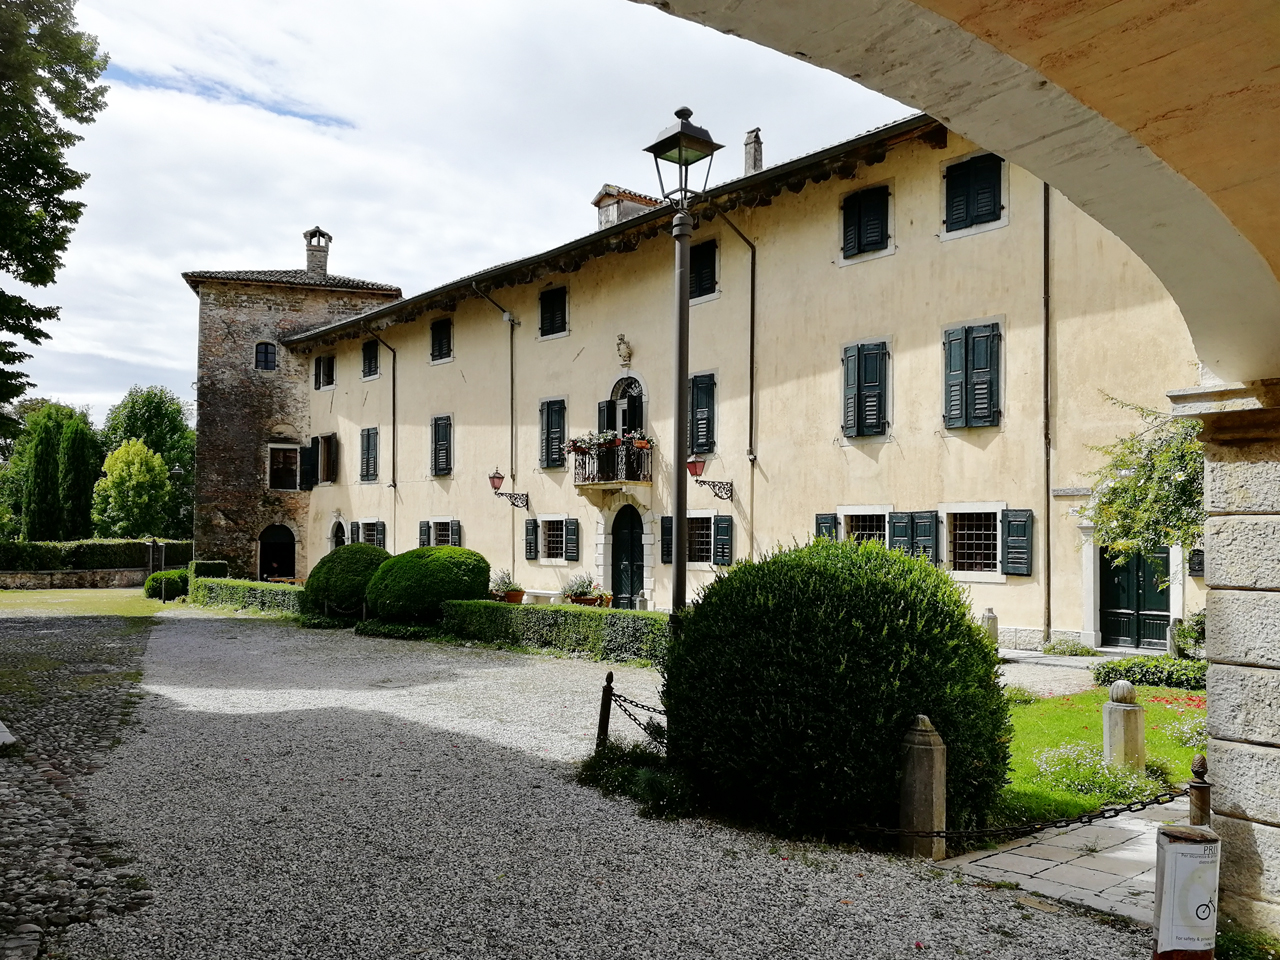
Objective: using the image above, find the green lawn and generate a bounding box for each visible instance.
[996,685,1206,823]
[0,588,170,618]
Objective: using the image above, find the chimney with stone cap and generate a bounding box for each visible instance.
[304,226,332,276]
[744,128,763,176]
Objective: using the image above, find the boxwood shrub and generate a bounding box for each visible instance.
[190,578,302,614]
[188,560,229,579]
[144,569,189,599]
[365,547,489,624]
[0,539,193,571]
[665,538,1010,837]
[1092,655,1207,690]
[442,600,668,661]
[303,543,389,618]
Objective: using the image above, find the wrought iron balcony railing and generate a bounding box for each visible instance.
[573,438,652,486]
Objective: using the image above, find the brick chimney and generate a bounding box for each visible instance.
[744,128,763,176]
[304,226,332,276]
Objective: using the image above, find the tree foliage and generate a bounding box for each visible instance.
[91,438,170,539]
[1083,397,1204,565]
[20,410,60,540]
[101,385,194,539]
[0,0,109,428]
[0,400,92,539]
[56,414,98,538]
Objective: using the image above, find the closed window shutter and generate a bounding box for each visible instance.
[888,512,912,553]
[690,374,716,454]
[816,513,838,540]
[359,429,368,480]
[525,519,539,559]
[540,288,567,336]
[945,161,971,231]
[598,400,615,433]
[314,357,322,390]
[299,437,319,490]
[326,434,339,482]
[375,521,386,549]
[626,393,643,434]
[660,516,673,564]
[911,511,938,563]
[713,515,733,566]
[369,429,378,481]
[350,521,360,544]
[539,402,549,467]
[690,241,717,299]
[450,520,461,547]
[540,400,565,468]
[971,156,1002,224]
[419,521,430,548]
[432,416,452,476]
[1002,509,1033,576]
[943,327,967,428]
[857,341,888,436]
[841,346,858,437]
[565,519,579,562]
[841,194,860,259]
[858,185,890,252]
[966,323,1001,427]
[431,319,452,361]
[362,340,378,378]
[324,356,334,386]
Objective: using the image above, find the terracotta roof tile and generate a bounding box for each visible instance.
[182,269,401,295]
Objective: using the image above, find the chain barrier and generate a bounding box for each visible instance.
[610,691,666,745]
[854,788,1188,842]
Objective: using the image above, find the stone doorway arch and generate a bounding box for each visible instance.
[258,524,295,580]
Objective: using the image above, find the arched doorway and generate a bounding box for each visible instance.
[611,505,644,609]
[259,524,296,580]
[331,521,346,550]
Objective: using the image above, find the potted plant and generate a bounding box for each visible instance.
[626,431,655,450]
[562,573,603,606]
[490,569,525,604]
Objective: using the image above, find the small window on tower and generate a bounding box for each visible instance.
[255,342,277,371]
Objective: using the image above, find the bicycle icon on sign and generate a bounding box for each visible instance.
[1195,901,1215,921]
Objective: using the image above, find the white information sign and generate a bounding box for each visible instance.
[1156,840,1220,953]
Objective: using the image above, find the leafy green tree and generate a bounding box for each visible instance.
[92,439,170,539]
[0,1,109,432]
[1084,397,1204,565]
[101,385,194,538]
[0,400,88,538]
[57,415,98,539]
[21,413,61,540]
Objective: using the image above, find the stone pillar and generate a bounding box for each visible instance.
[1102,680,1145,771]
[979,607,999,647]
[1171,380,1280,935]
[900,714,946,861]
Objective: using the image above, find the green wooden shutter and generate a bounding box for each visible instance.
[359,429,369,480]
[857,341,888,436]
[326,434,339,483]
[419,521,430,548]
[432,416,452,476]
[350,521,360,543]
[858,185,890,252]
[945,160,971,231]
[966,323,1001,427]
[598,401,610,432]
[525,519,538,559]
[431,319,452,361]
[565,518,579,562]
[713,515,733,566]
[690,241,717,299]
[546,400,566,467]
[374,521,386,549]
[362,340,378,378]
[1002,509,1033,576]
[841,345,858,437]
[841,194,860,258]
[314,357,322,390]
[539,402,549,468]
[626,393,643,433]
[971,155,1002,224]
[540,288,566,336]
[943,327,967,428]
[911,511,938,563]
[661,516,673,564]
[889,513,912,552]
[816,513,838,540]
[690,374,716,454]
[299,437,319,490]
[450,520,461,547]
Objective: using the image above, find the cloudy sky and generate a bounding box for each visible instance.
[16,0,911,423]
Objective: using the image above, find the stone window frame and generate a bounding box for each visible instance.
[537,513,569,565]
[686,508,718,571]
[838,177,897,267]
[938,500,1007,584]
[938,150,1010,243]
[836,504,893,543]
[266,443,300,491]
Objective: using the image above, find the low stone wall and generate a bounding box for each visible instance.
[997,627,1084,651]
[0,567,185,590]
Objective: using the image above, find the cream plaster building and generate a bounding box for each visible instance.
[191,114,1203,651]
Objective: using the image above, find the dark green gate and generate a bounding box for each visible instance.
[611,505,644,610]
[1100,547,1170,649]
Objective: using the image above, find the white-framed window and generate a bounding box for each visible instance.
[314,354,336,391]
[839,179,895,266]
[351,517,386,550]
[939,501,1007,583]
[940,151,1009,241]
[837,504,893,543]
[267,444,299,490]
[536,513,568,563]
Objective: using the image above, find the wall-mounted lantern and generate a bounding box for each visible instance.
[687,456,732,500]
[489,468,528,509]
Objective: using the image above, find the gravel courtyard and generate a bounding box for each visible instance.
[23,613,1155,959]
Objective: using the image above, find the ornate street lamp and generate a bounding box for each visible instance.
[687,455,733,500]
[645,108,722,612]
[488,468,528,509]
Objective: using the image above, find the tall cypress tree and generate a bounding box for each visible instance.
[22,415,61,540]
[57,417,98,540]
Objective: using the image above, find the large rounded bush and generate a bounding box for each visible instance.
[303,543,390,615]
[365,547,490,624]
[144,568,188,600]
[665,538,1009,836]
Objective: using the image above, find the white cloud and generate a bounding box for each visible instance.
[15,0,911,422]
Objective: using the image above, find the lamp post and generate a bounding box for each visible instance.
[645,107,722,612]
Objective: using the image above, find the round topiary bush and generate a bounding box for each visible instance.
[664,537,1010,836]
[144,568,188,600]
[365,547,490,624]
[303,543,391,616]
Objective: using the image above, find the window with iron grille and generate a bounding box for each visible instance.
[362,340,379,378]
[949,512,998,572]
[431,318,452,361]
[845,514,886,543]
[362,522,379,545]
[268,447,298,490]
[433,521,452,547]
[688,516,713,563]
[255,342,277,370]
[543,519,566,559]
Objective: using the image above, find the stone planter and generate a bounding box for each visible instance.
[504,590,526,604]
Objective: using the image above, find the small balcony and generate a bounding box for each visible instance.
[572,436,653,487]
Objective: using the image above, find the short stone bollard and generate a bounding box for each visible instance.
[900,714,946,861]
[1103,679,1145,772]
[979,607,999,646]
[1152,824,1220,959]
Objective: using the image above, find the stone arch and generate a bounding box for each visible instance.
[596,495,657,607]
[258,523,296,580]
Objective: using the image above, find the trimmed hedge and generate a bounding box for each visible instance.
[304,543,389,617]
[442,600,669,662]
[189,560,229,579]
[190,577,303,614]
[665,538,1010,837]
[365,547,489,624]
[1092,655,1207,690]
[144,568,189,599]
[0,539,193,571]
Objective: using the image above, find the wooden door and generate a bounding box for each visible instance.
[1100,548,1170,649]
[611,506,644,610]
